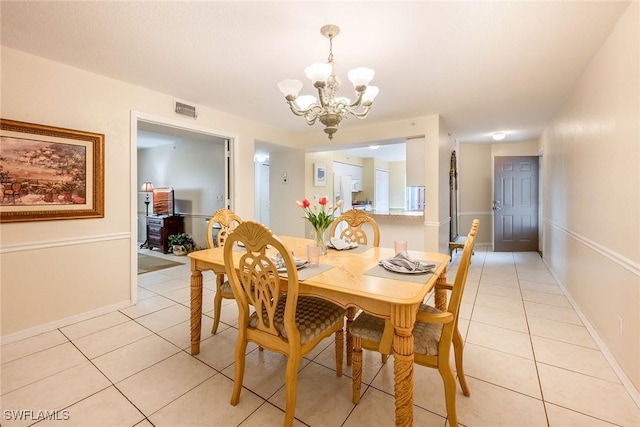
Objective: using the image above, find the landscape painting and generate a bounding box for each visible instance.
[0,119,104,222]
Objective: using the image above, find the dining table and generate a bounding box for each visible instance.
[188,236,450,427]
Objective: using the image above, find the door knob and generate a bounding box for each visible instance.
[492,200,501,211]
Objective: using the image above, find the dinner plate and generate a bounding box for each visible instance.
[328,241,359,250]
[380,261,435,274]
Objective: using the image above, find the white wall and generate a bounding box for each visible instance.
[137,138,226,249]
[0,47,295,338]
[541,2,639,390]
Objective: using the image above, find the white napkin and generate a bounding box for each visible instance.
[329,237,352,250]
[379,251,435,273]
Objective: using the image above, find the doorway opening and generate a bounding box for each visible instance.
[130,111,236,304]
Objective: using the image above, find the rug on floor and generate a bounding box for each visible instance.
[138,254,185,274]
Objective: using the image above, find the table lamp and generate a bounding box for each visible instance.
[141,182,154,216]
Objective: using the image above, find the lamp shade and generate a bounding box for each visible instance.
[305,63,332,84]
[361,86,379,104]
[277,79,303,97]
[295,95,317,110]
[141,182,154,193]
[348,67,375,87]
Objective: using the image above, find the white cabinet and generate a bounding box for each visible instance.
[406,137,425,186]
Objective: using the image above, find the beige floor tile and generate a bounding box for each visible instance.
[464,343,541,398]
[524,301,583,325]
[471,305,529,333]
[344,386,447,427]
[134,420,154,427]
[92,335,180,383]
[477,282,522,299]
[195,327,256,371]
[157,315,217,350]
[522,289,572,308]
[117,352,216,415]
[1,330,69,364]
[149,375,264,427]
[0,361,110,427]
[474,293,525,314]
[528,316,597,348]
[269,362,354,427]
[144,278,189,296]
[479,274,519,288]
[238,402,306,426]
[532,336,618,382]
[72,320,153,359]
[1,343,87,394]
[135,303,190,332]
[466,321,534,359]
[545,402,620,426]
[137,271,176,288]
[59,311,131,341]
[517,269,557,284]
[538,363,640,426]
[119,295,178,319]
[519,280,564,295]
[137,287,157,301]
[459,302,473,320]
[455,376,547,427]
[36,386,145,427]
[222,347,310,400]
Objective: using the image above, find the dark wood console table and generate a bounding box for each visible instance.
[145,215,184,253]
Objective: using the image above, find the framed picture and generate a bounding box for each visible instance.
[0,118,105,223]
[314,163,327,187]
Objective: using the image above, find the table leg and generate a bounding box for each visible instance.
[434,269,448,311]
[391,305,417,427]
[190,269,203,355]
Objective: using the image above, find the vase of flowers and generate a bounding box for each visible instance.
[296,196,343,255]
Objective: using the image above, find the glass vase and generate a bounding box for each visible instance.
[315,226,328,255]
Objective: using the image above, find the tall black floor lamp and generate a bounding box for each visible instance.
[140,182,154,249]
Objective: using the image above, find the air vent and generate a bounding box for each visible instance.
[174,101,197,119]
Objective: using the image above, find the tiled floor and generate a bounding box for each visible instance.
[2,246,640,426]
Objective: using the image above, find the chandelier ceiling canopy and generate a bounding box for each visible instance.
[277,25,379,140]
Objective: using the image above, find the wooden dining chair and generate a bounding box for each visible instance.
[329,209,380,247]
[329,209,380,365]
[224,221,346,427]
[206,208,243,334]
[350,219,479,427]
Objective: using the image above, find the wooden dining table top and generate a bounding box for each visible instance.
[188,235,450,316]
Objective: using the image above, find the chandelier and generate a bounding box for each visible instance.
[277,25,379,140]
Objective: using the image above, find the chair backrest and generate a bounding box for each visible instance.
[439,219,479,344]
[329,209,380,247]
[224,221,301,345]
[206,208,243,249]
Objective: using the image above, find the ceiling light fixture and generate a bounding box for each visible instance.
[277,25,379,140]
[492,132,506,141]
[369,145,379,150]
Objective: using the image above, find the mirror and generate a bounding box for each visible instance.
[449,150,458,241]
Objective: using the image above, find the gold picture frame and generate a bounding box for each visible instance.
[0,118,105,222]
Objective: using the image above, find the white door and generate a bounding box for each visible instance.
[375,169,390,212]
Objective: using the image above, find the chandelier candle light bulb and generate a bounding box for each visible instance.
[278,24,379,140]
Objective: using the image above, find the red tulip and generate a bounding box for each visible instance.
[318,196,328,205]
[302,199,310,208]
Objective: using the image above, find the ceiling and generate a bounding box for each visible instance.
[1,1,630,153]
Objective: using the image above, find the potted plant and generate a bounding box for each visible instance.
[168,232,195,255]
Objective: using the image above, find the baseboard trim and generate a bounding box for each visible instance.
[0,300,132,346]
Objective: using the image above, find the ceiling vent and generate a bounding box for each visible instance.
[174,101,197,119]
